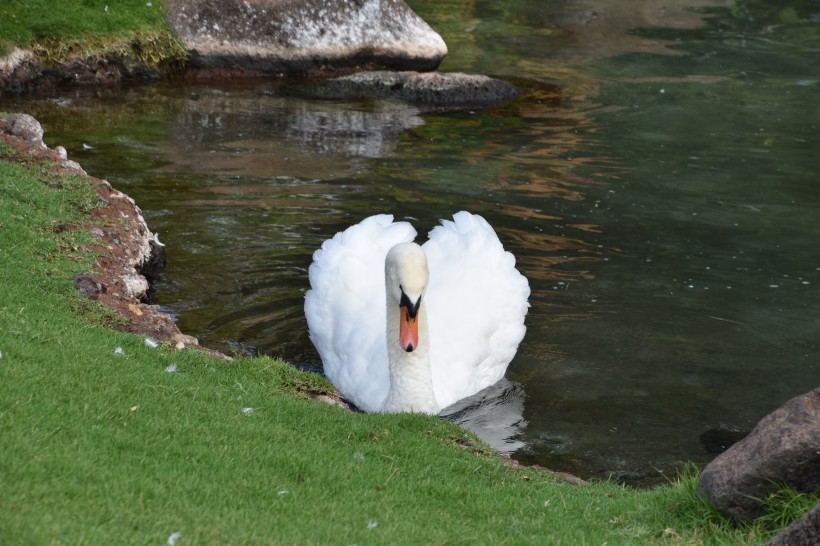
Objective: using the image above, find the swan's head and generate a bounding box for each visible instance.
[385,242,429,353]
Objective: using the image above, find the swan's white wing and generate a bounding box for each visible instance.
[423,211,530,409]
[304,215,416,412]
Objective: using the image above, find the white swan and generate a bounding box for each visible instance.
[304,211,530,414]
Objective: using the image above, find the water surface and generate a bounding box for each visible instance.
[4,0,819,485]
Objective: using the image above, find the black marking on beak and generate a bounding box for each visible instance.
[399,287,421,319]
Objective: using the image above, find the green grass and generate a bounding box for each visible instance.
[0,0,185,67]
[0,132,814,544]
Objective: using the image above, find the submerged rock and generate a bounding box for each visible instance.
[289,70,521,107]
[698,427,748,455]
[165,0,448,74]
[698,388,820,522]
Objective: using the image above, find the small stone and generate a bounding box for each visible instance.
[5,113,44,146]
[172,333,199,348]
[73,273,107,299]
[60,160,86,174]
[121,274,150,299]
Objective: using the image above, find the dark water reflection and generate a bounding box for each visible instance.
[4,0,819,485]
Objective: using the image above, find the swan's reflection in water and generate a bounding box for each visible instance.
[440,378,527,454]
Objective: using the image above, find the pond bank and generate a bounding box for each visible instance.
[1,113,191,346]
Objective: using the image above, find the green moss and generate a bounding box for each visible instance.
[32,29,187,69]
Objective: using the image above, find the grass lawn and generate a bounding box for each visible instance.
[1,119,815,544]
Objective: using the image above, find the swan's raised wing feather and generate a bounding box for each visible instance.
[423,212,530,409]
[304,215,416,412]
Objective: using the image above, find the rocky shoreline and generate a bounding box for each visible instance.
[1,113,197,349]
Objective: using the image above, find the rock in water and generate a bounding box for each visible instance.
[290,71,521,107]
[698,387,820,522]
[165,0,447,74]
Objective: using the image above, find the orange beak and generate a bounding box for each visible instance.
[399,305,419,352]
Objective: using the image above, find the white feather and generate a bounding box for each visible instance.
[305,211,530,413]
[423,211,530,408]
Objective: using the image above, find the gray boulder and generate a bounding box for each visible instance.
[698,387,820,522]
[165,0,447,74]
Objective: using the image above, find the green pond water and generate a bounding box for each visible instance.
[4,0,819,484]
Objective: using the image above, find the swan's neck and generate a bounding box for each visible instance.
[381,303,439,414]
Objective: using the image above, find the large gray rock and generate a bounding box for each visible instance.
[764,502,820,546]
[698,388,820,522]
[165,0,447,74]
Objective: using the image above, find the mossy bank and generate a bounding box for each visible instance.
[0,0,187,93]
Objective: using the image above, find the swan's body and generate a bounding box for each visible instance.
[304,212,530,414]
